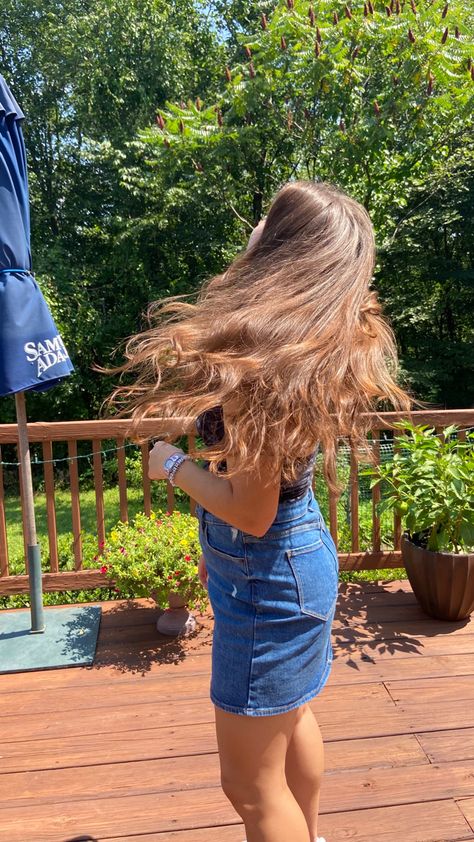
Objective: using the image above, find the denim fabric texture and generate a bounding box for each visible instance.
[196,487,339,716]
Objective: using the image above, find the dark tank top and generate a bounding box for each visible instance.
[196,406,318,502]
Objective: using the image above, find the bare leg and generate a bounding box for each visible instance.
[285,703,325,841]
[214,704,311,842]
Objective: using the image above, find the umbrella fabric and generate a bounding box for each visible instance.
[0,74,74,397]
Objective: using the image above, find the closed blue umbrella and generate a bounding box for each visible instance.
[0,75,73,395]
[0,74,74,643]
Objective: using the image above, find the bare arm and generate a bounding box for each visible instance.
[165,454,280,536]
[148,407,281,536]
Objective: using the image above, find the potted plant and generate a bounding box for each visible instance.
[91,509,208,635]
[366,422,474,620]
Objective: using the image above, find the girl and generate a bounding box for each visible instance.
[104,179,411,842]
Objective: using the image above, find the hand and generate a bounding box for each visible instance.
[148,440,183,481]
[198,553,208,590]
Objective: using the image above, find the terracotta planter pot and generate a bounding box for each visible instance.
[151,589,197,636]
[401,532,474,621]
[167,591,187,609]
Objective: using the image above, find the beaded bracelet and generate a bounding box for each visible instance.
[164,452,191,486]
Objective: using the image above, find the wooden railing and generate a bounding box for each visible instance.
[0,410,473,595]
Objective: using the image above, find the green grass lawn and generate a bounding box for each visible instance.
[1,482,407,611]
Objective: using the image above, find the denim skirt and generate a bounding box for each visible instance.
[195,487,339,717]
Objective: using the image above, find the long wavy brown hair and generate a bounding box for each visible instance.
[99,179,412,492]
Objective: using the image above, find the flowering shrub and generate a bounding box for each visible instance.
[88,510,208,612]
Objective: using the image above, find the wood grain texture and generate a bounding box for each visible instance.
[116,436,128,522]
[42,440,58,572]
[0,444,9,576]
[68,438,82,568]
[0,410,472,443]
[92,439,106,550]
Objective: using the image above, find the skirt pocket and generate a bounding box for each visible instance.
[286,541,338,621]
[201,519,247,566]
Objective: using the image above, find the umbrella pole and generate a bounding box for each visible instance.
[14,391,45,634]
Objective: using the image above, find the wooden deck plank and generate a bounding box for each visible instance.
[0,790,472,842]
[94,615,474,648]
[4,642,474,694]
[341,632,474,659]
[3,755,474,814]
[94,624,474,664]
[0,729,427,776]
[457,798,474,833]
[44,647,474,686]
[386,674,474,705]
[4,692,474,759]
[106,827,246,841]
[0,694,399,744]
[107,808,474,842]
[0,676,391,717]
[330,652,474,685]
[2,641,472,691]
[418,728,474,764]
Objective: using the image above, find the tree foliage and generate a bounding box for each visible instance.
[126,0,474,406]
[0,0,226,421]
[0,0,473,424]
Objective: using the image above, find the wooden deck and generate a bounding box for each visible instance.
[2,579,474,842]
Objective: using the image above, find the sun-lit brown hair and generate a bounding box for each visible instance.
[99,179,412,491]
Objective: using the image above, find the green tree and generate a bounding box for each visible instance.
[0,0,225,421]
[122,0,474,404]
[1,0,472,422]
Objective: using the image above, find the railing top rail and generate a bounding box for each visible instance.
[0,418,195,443]
[0,409,473,444]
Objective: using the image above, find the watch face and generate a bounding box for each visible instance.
[164,453,179,471]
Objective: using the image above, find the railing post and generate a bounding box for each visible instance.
[0,445,9,577]
[92,440,105,552]
[393,429,402,551]
[68,440,83,568]
[372,430,381,554]
[140,443,152,516]
[42,440,58,573]
[16,441,28,570]
[349,442,360,553]
[188,434,197,516]
[116,436,128,522]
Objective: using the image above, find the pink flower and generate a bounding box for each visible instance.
[99,541,105,549]
[119,547,126,554]
[100,565,108,574]
[175,571,181,577]
[165,511,171,516]
[184,555,191,561]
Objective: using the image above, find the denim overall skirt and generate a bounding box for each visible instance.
[195,487,339,717]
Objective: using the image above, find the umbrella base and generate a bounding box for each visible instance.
[0,605,101,674]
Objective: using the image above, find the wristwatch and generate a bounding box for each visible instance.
[163,451,191,486]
